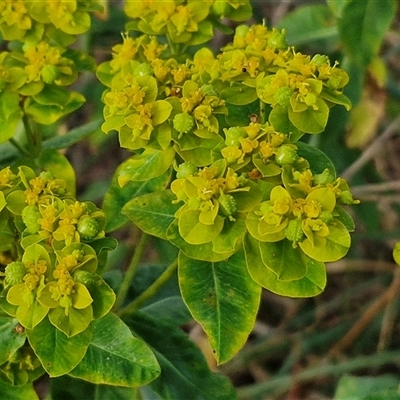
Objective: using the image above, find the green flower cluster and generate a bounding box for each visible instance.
[0,0,102,43]
[100,1,358,296]
[125,0,252,46]
[0,0,101,144]
[0,166,115,339]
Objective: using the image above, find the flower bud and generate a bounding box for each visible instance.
[219,193,237,217]
[224,127,246,147]
[284,218,305,244]
[74,270,100,287]
[77,217,99,240]
[5,262,26,285]
[275,145,298,166]
[173,113,195,134]
[176,161,197,179]
[21,205,41,234]
[273,86,293,107]
[268,30,287,50]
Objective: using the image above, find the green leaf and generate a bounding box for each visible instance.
[220,84,258,105]
[151,100,173,126]
[103,162,171,232]
[85,275,116,320]
[225,101,259,127]
[70,313,160,387]
[122,190,180,240]
[24,91,85,125]
[127,312,237,400]
[178,209,224,245]
[118,148,175,185]
[167,220,235,262]
[33,85,70,107]
[38,149,76,196]
[296,141,336,177]
[26,316,92,377]
[259,240,307,281]
[48,305,93,337]
[334,206,355,232]
[319,88,352,111]
[244,234,326,297]
[0,381,39,400]
[14,299,49,331]
[327,0,350,17]
[0,317,26,365]
[178,251,261,364]
[277,5,338,46]
[299,220,351,262]
[0,91,23,144]
[51,375,139,400]
[268,105,303,139]
[288,97,329,134]
[212,215,246,254]
[338,0,396,67]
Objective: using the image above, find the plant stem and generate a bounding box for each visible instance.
[259,100,266,124]
[114,231,149,311]
[117,258,178,318]
[9,138,30,157]
[23,114,41,158]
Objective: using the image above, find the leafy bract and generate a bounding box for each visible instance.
[244,234,326,297]
[103,161,171,232]
[26,316,92,377]
[122,190,181,240]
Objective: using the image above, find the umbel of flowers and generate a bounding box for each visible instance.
[100,0,358,297]
[0,166,115,384]
[0,0,101,144]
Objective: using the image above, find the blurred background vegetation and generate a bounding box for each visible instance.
[46,1,400,399]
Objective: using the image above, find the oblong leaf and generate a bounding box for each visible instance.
[69,313,160,387]
[178,251,261,364]
[127,312,237,400]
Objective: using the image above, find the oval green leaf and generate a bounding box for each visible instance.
[69,313,160,387]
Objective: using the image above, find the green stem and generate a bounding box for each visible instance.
[259,100,266,124]
[114,232,149,311]
[117,258,178,318]
[23,114,41,158]
[166,34,180,56]
[9,138,30,157]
